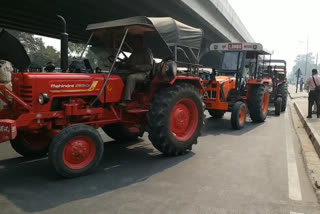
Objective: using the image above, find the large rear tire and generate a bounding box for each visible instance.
[231,101,246,130]
[278,83,288,112]
[147,83,204,156]
[49,125,104,178]
[10,132,50,158]
[208,109,225,119]
[102,124,142,142]
[248,85,269,122]
[274,97,282,116]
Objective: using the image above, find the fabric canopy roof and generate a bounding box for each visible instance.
[87,16,203,50]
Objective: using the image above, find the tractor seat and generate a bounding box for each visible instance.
[129,48,154,84]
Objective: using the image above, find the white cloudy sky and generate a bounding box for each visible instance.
[42,0,320,73]
[228,0,320,73]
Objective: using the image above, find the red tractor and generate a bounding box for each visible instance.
[267,60,288,116]
[0,16,204,177]
[201,43,272,129]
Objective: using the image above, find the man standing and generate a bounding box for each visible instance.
[306,69,320,118]
[300,77,304,92]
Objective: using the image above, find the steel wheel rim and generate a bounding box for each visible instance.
[239,106,246,124]
[170,98,198,141]
[63,136,96,169]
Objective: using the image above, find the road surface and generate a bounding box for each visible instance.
[0,103,319,214]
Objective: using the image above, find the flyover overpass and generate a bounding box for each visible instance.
[0,0,253,45]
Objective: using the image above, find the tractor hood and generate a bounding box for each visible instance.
[215,76,235,84]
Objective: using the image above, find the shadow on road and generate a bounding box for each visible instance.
[0,139,193,212]
[202,112,266,136]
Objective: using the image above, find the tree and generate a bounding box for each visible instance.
[290,53,318,83]
[68,42,111,70]
[5,29,111,70]
[6,30,60,67]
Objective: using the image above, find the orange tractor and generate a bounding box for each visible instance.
[267,60,288,115]
[201,43,272,129]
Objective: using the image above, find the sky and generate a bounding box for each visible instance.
[41,0,320,74]
[228,0,320,73]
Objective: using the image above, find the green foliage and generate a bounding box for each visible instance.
[289,53,319,83]
[7,30,111,70]
[8,30,60,67]
[68,42,86,57]
[67,42,111,70]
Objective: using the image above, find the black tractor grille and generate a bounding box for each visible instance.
[20,86,33,107]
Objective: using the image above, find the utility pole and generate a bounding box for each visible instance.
[304,38,309,78]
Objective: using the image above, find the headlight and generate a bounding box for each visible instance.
[38,93,49,105]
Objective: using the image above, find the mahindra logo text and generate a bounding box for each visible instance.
[50,84,91,89]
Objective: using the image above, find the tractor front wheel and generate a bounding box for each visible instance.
[10,132,50,158]
[248,85,269,122]
[103,124,142,142]
[148,83,204,156]
[231,101,247,130]
[49,125,104,178]
[275,97,282,116]
[208,109,225,119]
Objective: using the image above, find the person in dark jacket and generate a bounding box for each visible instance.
[306,69,320,118]
[300,77,304,92]
[120,36,153,106]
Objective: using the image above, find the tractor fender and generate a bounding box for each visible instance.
[169,76,203,90]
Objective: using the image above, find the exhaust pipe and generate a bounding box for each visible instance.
[57,15,68,72]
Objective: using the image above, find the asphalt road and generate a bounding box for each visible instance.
[0,103,319,214]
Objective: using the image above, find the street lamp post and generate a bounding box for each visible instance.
[304,38,309,78]
[299,39,309,80]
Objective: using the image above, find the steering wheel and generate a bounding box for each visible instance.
[108,51,129,63]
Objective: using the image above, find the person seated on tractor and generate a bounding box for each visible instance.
[44,62,55,72]
[209,68,217,84]
[120,36,154,106]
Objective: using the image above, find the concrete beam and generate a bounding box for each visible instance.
[180,0,254,42]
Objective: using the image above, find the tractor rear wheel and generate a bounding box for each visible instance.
[275,97,282,116]
[279,83,288,112]
[102,124,142,142]
[208,109,225,119]
[231,101,246,130]
[49,125,104,178]
[148,83,204,156]
[10,132,50,158]
[248,85,269,122]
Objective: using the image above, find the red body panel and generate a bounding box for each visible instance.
[0,120,17,142]
[247,77,272,86]
[0,72,201,143]
[13,73,124,109]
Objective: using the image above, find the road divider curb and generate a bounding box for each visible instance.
[288,89,308,100]
[290,101,320,202]
[294,102,320,157]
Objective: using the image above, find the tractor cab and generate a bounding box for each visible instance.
[84,16,203,108]
[200,43,272,130]
[209,43,272,97]
[268,60,287,84]
[264,59,288,115]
